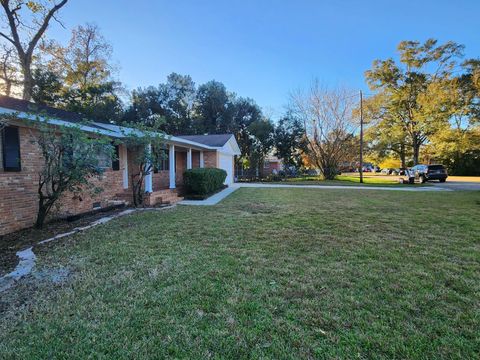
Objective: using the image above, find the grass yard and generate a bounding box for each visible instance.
[274,174,414,186]
[1,188,479,359]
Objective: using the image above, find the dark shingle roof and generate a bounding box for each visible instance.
[178,134,233,147]
[0,96,93,124]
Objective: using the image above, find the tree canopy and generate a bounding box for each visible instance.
[363,39,480,172]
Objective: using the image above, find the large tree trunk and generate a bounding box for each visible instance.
[15,52,34,100]
[35,200,50,229]
[412,135,420,165]
[4,80,11,96]
[21,59,33,100]
[400,143,406,168]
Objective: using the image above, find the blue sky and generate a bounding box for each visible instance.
[48,0,480,118]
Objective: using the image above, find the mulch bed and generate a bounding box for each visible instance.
[0,206,129,277]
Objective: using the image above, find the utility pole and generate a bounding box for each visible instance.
[359,90,364,184]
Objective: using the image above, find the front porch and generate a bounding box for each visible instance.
[116,143,215,206]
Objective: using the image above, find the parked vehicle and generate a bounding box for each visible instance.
[398,168,415,184]
[411,164,448,183]
[397,167,408,175]
[381,168,393,175]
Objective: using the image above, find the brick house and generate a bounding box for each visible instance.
[0,96,240,236]
[263,156,283,176]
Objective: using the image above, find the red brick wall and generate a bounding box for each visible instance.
[263,161,282,176]
[0,125,128,236]
[192,151,200,168]
[152,171,169,190]
[203,151,218,168]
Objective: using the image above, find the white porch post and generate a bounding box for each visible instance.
[169,144,176,189]
[187,148,192,169]
[145,143,153,193]
[122,145,129,189]
[200,151,204,168]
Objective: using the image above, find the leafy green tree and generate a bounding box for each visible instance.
[123,86,163,126]
[123,73,196,134]
[230,97,263,173]
[62,82,124,122]
[426,126,480,175]
[41,23,124,121]
[29,117,113,228]
[365,39,465,164]
[0,0,69,100]
[158,73,196,134]
[31,67,62,105]
[273,113,306,170]
[194,80,235,134]
[245,118,275,177]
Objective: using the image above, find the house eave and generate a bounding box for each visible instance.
[0,107,222,152]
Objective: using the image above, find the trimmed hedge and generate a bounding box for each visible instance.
[184,168,227,196]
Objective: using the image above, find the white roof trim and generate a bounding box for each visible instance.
[0,107,118,137]
[0,106,222,151]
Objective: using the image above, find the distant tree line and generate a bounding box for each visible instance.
[0,1,306,178]
[3,3,477,177]
[292,40,480,178]
[362,39,480,175]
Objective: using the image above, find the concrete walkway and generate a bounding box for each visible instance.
[178,181,449,207]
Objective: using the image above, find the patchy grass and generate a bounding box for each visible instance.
[1,188,479,358]
[0,206,128,276]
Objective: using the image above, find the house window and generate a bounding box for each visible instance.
[112,145,120,171]
[96,146,112,169]
[1,126,21,172]
[154,148,169,173]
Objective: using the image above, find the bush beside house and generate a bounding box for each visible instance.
[184,168,227,199]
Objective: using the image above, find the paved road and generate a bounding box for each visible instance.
[429,181,480,191]
[235,183,449,192]
[344,173,480,191]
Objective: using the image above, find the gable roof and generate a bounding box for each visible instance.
[178,134,234,147]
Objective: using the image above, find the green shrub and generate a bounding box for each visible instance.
[184,168,227,196]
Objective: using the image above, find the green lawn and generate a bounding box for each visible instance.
[1,188,479,359]
[275,174,413,186]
